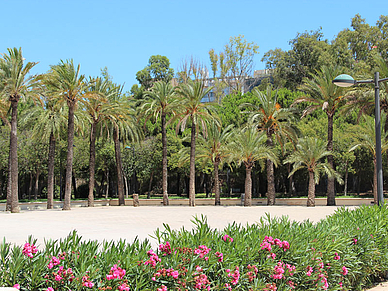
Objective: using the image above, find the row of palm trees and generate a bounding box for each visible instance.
[1,47,387,212]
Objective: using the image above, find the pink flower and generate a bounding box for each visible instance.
[194,245,211,259]
[334,252,340,260]
[22,243,38,258]
[353,238,358,244]
[215,251,223,262]
[13,284,20,290]
[54,274,62,281]
[222,234,234,243]
[272,262,285,280]
[227,266,240,285]
[196,265,203,272]
[339,282,343,287]
[118,283,130,291]
[157,285,167,291]
[46,288,54,291]
[306,266,313,276]
[342,266,348,276]
[159,241,172,256]
[318,274,329,290]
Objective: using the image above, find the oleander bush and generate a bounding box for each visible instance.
[1,205,388,290]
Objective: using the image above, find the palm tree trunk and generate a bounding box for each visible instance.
[189,122,196,207]
[266,134,276,205]
[88,122,97,207]
[307,171,315,207]
[113,126,125,206]
[10,98,19,213]
[326,113,336,205]
[34,169,40,200]
[244,164,252,207]
[6,148,12,211]
[63,103,75,211]
[161,112,169,205]
[374,158,378,205]
[47,132,55,209]
[214,161,220,205]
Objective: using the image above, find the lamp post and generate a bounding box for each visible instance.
[333,72,388,206]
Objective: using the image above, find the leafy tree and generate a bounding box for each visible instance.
[295,65,347,205]
[0,47,40,213]
[44,59,87,210]
[196,122,234,205]
[349,114,388,204]
[175,81,219,206]
[243,85,298,205]
[140,81,178,205]
[136,55,174,90]
[284,137,342,207]
[229,126,278,206]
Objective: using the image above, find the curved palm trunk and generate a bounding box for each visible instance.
[114,126,125,206]
[214,160,220,206]
[326,113,336,206]
[189,122,196,207]
[47,132,55,209]
[266,134,276,205]
[244,163,252,207]
[88,122,97,207]
[63,103,75,211]
[307,171,315,207]
[10,98,19,213]
[161,112,169,206]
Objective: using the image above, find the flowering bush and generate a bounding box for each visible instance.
[1,205,388,290]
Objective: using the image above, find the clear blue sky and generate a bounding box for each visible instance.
[1,0,386,91]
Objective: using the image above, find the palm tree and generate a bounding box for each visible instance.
[0,47,40,213]
[196,122,234,205]
[44,59,87,210]
[20,98,67,209]
[140,81,178,205]
[229,126,278,206]
[83,76,117,207]
[105,86,142,206]
[294,65,346,206]
[349,114,388,205]
[284,137,342,207]
[175,81,219,206]
[243,84,298,205]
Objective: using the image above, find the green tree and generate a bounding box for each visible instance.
[0,47,40,213]
[45,59,87,210]
[140,81,178,205]
[284,137,342,207]
[243,85,298,205]
[136,55,174,90]
[229,127,278,206]
[175,81,219,206]
[196,122,234,205]
[349,114,388,204]
[294,65,347,206]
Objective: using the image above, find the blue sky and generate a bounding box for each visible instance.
[1,0,386,91]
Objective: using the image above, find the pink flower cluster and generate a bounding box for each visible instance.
[118,282,130,291]
[222,234,234,243]
[194,273,211,290]
[342,266,348,276]
[226,266,240,285]
[159,241,172,256]
[152,267,179,281]
[334,252,340,260]
[144,250,161,267]
[47,256,61,269]
[22,243,38,258]
[106,264,126,280]
[194,245,211,260]
[82,275,94,288]
[246,264,258,282]
[157,285,167,291]
[272,262,285,279]
[318,273,329,290]
[260,236,290,252]
[215,251,223,262]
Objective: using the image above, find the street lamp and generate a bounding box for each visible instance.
[333,72,388,206]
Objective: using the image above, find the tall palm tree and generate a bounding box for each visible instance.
[44,59,87,210]
[83,76,117,207]
[243,84,298,205]
[0,47,40,213]
[196,122,234,205]
[175,81,219,206]
[349,114,388,205]
[105,86,142,206]
[0,99,11,211]
[284,137,342,207]
[20,98,67,209]
[140,81,178,205]
[229,126,278,206]
[294,65,346,205]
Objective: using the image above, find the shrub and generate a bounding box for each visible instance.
[1,205,388,290]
